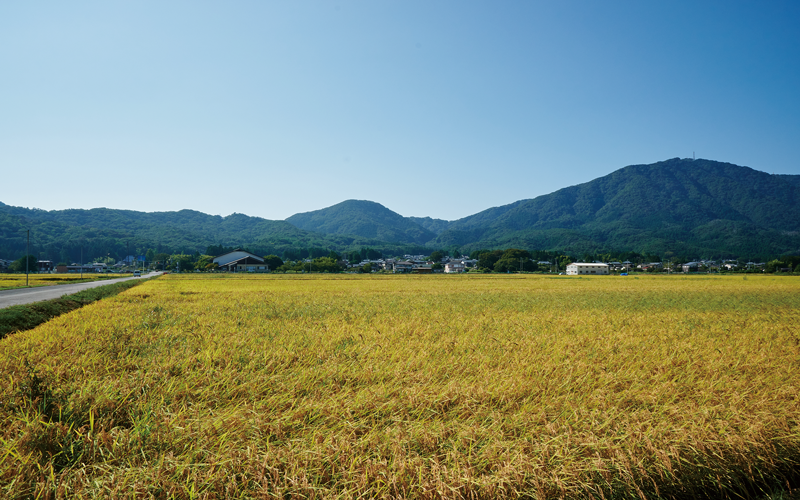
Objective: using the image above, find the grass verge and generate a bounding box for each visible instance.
[0,279,147,339]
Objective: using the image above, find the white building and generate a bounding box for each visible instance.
[566,263,609,275]
[444,261,466,273]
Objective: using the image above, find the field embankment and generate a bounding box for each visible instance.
[0,279,146,339]
[1,274,799,499]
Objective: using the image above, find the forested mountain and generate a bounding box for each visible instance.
[283,158,800,259]
[2,158,799,263]
[0,204,423,264]
[286,200,437,245]
[776,174,800,187]
[434,158,800,258]
[406,216,452,235]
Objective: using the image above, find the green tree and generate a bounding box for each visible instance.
[194,255,215,271]
[171,254,195,272]
[477,250,504,271]
[493,255,537,273]
[276,261,295,273]
[309,247,328,259]
[556,255,573,272]
[361,247,381,260]
[492,249,535,273]
[429,250,444,262]
[283,249,301,261]
[262,255,284,271]
[311,257,342,273]
[493,258,515,273]
[10,255,38,273]
[206,245,234,257]
[360,263,372,273]
[501,248,531,260]
[765,259,783,273]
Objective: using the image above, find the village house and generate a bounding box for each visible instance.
[454,258,478,268]
[444,261,466,273]
[639,262,663,271]
[354,259,385,269]
[393,261,414,273]
[682,262,700,273]
[566,263,610,275]
[212,250,269,272]
[412,264,433,274]
[65,263,108,273]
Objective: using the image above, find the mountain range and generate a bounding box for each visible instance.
[2,158,799,262]
[285,158,800,258]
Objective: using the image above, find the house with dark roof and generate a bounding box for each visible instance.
[393,261,413,273]
[212,249,269,272]
[682,262,700,273]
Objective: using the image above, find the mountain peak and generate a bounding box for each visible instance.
[286,200,436,245]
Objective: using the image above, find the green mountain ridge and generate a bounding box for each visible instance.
[406,216,452,235]
[0,204,423,264]
[286,200,437,245]
[2,158,799,262]
[280,158,800,259]
[432,158,800,257]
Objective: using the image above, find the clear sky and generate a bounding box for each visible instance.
[2,1,799,221]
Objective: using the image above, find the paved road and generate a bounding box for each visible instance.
[0,272,163,309]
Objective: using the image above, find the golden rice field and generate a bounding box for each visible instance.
[1,274,799,499]
[0,273,132,290]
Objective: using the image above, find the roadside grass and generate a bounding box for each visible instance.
[0,279,147,339]
[1,274,799,499]
[0,273,133,291]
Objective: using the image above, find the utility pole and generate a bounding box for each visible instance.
[26,229,30,286]
[80,246,83,279]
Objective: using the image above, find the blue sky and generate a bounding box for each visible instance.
[2,1,799,221]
